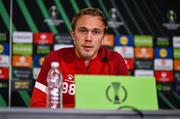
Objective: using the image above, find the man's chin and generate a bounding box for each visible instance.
[81,53,94,60]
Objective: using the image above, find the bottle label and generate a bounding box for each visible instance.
[47,86,60,108]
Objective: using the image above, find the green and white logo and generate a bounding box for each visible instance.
[13,44,32,55]
[174,48,180,59]
[134,35,153,47]
[0,33,7,42]
[105,82,127,104]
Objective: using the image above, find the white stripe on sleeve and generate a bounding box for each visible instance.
[35,82,47,94]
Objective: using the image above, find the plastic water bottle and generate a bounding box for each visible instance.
[46,62,62,109]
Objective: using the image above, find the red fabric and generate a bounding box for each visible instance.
[30,88,46,107]
[30,47,128,108]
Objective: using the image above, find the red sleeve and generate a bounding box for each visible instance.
[30,50,64,108]
[30,54,51,107]
[36,55,51,86]
[30,87,46,107]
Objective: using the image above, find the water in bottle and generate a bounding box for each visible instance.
[46,62,62,109]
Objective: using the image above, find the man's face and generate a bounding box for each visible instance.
[71,15,105,60]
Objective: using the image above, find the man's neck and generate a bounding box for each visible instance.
[84,60,90,68]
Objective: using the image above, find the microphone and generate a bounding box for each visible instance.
[102,57,111,75]
[103,57,109,63]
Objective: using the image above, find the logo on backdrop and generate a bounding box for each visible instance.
[107,8,124,28]
[105,82,127,104]
[163,10,180,30]
[44,5,64,26]
[0,44,4,53]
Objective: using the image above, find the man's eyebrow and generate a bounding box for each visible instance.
[93,28,102,31]
[77,27,103,31]
[77,27,87,30]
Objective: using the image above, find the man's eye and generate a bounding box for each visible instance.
[79,29,87,33]
[92,30,101,35]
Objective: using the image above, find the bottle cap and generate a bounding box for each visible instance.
[51,62,59,68]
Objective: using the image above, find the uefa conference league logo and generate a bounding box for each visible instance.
[105,82,127,105]
[44,5,64,26]
[107,8,124,28]
[163,10,180,30]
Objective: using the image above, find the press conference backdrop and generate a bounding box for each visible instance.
[0,0,180,109]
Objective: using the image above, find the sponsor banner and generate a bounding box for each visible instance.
[134,70,154,77]
[155,37,171,47]
[102,34,114,47]
[134,35,153,47]
[173,36,180,48]
[34,32,53,44]
[12,55,32,68]
[0,43,9,55]
[154,59,173,70]
[12,80,32,91]
[155,71,173,83]
[13,43,33,55]
[174,71,180,82]
[135,47,153,59]
[33,67,41,80]
[0,33,7,42]
[12,68,32,79]
[13,31,33,43]
[0,55,9,67]
[174,60,180,71]
[54,44,73,51]
[114,46,134,58]
[0,67,9,79]
[174,83,180,94]
[34,44,52,55]
[174,48,180,59]
[0,81,8,88]
[33,55,45,67]
[124,58,134,70]
[157,83,172,92]
[54,33,73,44]
[135,59,153,69]
[115,35,133,46]
[154,47,173,58]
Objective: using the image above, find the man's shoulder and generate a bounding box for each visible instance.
[101,47,121,58]
[100,47,124,64]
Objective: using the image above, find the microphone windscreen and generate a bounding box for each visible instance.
[103,57,108,63]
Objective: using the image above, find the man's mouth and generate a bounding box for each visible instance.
[82,45,93,51]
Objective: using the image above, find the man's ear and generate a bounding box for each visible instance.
[70,31,76,45]
[70,31,75,41]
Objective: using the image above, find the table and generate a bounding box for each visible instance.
[0,108,180,119]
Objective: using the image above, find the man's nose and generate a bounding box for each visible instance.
[85,31,92,42]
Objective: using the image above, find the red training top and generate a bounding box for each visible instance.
[30,47,128,108]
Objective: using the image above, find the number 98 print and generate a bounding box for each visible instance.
[62,82,76,95]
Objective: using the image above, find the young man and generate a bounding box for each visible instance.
[30,8,128,108]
